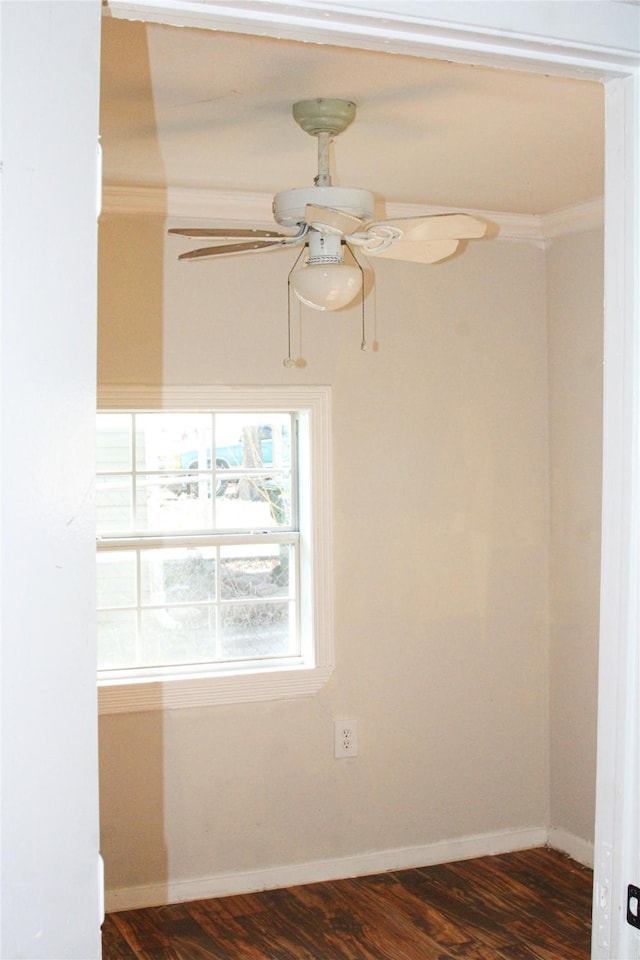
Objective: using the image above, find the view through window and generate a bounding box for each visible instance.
[97,410,297,677]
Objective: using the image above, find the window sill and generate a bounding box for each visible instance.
[98,663,334,714]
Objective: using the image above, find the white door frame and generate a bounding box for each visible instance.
[104,3,640,956]
[1,3,103,957]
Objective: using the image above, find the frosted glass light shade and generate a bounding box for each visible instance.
[290,263,362,311]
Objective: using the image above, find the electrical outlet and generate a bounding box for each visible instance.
[334,719,358,758]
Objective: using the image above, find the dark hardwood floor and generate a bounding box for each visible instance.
[102,846,593,959]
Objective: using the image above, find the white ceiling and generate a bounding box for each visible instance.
[100,15,604,217]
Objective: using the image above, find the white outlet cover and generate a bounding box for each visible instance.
[334,719,358,758]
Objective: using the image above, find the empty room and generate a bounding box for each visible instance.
[97,8,604,958]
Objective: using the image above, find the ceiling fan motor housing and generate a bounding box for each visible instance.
[273,186,375,227]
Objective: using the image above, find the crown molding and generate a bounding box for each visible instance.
[101,184,275,221]
[539,197,605,238]
[101,183,604,242]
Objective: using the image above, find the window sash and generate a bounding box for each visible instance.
[97,409,297,537]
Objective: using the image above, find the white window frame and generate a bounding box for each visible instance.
[97,385,334,714]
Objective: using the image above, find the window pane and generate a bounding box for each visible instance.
[136,474,213,531]
[216,474,292,530]
[220,544,292,600]
[140,547,216,605]
[96,475,133,532]
[140,607,216,667]
[219,601,293,659]
[97,551,136,608]
[135,412,212,473]
[215,414,291,470]
[215,414,265,467]
[97,610,137,669]
[97,413,132,472]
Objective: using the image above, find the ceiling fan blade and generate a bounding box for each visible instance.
[170,227,293,241]
[364,237,460,264]
[365,213,487,242]
[305,203,366,235]
[178,239,287,260]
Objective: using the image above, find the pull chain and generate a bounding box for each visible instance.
[285,246,307,368]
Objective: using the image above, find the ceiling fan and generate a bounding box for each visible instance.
[168,98,487,311]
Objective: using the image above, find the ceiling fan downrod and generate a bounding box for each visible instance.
[292,98,356,188]
[315,132,332,187]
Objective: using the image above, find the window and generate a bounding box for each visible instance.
[97,386,333,713]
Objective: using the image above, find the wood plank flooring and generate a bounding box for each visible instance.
[102,847,593,959]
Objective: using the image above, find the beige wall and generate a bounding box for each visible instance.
[98,211,599,897]
[547,227,603,846]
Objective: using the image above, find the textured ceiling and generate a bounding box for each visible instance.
[100,16,604,216]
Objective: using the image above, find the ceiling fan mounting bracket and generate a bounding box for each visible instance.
[292,98,356,138]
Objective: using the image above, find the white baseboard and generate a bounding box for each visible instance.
[547,826,594,868]
[105,825,548,913]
